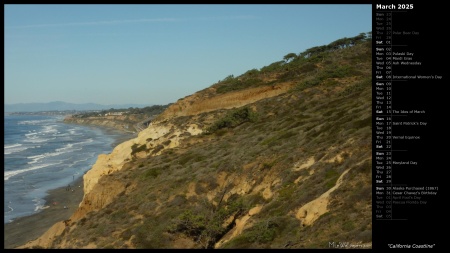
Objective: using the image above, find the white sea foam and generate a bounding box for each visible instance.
[18,119,54,125]
[4,143,28,155]
[56,143,74,152]
[39,205,50,210]
[25,132,38,137]
[53,133,71,137]
[33,198,44,212]
[73,138,94,146]
[67,157,90,167]
[4,147,28,155]
[68,129,81,135]
[24,137,56,143]
[5,204,14,214]
[42,125,58,134]
[27,145,82,164]
[27,154,46,164]
[5,143,22,149]
[32,198,50,211]
[4,162,61,180]
[28,154,46,159]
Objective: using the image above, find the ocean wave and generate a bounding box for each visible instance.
[28,153,59,164]
[4,162,61,180]
[67,157,91,167]
[18,119,54,125]
[23,137,56,143]
[27,146,83,164]
[72,138,94,146]
[52,133,71,137]
[42,125,58,134]
[25,132,38,137]
[27,154,46,160]
[4,143,28,155]
[33,198,50,212]
[35,205,50,211]
[56,143,74,152]
[5,143,23,149]
[68,129,80,135]
[5,204,14,214]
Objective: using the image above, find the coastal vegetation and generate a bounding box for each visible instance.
[21,32,372,249]
[64,104,170,133]
[70,104,169,118]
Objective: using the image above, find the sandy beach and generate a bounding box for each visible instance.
[4,176,84,249]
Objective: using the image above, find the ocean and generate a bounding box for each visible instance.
[4,114,131,224]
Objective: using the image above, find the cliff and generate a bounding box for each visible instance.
[156,81,294,120]
[20,34,372,249]
[63,115,140,133]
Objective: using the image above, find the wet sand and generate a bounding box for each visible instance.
[4,177,84,249]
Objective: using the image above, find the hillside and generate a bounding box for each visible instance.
[20,32,372,249]
[63,105,169,133]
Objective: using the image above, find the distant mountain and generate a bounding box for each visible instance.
[4,101,151,112]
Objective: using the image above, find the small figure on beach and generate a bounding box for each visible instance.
[64,205,67,209]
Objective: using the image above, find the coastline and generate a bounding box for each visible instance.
[3,122,138,249]
[62,120,137,148]
[4,176,84,249]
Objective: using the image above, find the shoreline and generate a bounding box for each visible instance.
[62,120,137,148]
[4,122,138,249]
[4,176,84,249]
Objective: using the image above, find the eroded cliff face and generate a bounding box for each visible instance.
[64,115,139,133]
[157,82,295,120]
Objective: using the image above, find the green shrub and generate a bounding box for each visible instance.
[151,144,164,155]
[216,78,262,94]
[131,144,147,156]
[207,107,258,133]
[232,219,279,244]
[144,168,160,179]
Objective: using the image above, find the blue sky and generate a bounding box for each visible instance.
[5,4,371,106]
